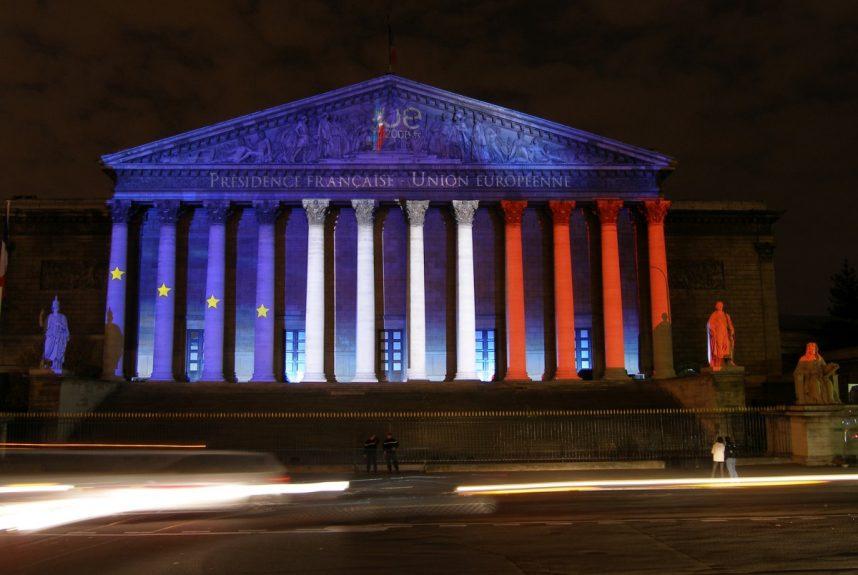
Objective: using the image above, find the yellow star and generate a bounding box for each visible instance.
[110,266,125,281]
[256,304,269,318]
[157,283,171,297]
[206,294,221,309]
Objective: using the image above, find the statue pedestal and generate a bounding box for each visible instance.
[700,366,746,407]
[28,368,63,412]
[787,405,851,466]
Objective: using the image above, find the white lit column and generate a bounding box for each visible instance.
[352,199,377,382]
[302,199,329,382]
[404,200,429,381]
[452,200,479,381]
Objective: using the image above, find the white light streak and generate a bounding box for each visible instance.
[0,481,349,532]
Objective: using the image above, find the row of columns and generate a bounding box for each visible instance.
[102,198,675,383]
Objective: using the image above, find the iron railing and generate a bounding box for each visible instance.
[0,407,791,467]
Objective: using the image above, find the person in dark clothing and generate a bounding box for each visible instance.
[364,434,379,473]
[724,436,739,478]
[382,432,400,473]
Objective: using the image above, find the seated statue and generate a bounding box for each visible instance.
[793,342,840,405]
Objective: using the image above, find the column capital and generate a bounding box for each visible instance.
[452,200,479,225]
[500,200,527,225]
[404,200,430,226]
[253,200,280,224]
[351,199,376,225]
[548,200,576,225]
[643,198,671,225]
[302,199,330,225]
[154,200,181,225]
[107,200,134,223]
[595,199,623,225]
[204,200,231,224]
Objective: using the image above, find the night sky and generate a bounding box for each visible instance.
[2,1,856,316]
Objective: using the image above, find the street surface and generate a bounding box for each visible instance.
[2,467,858,574]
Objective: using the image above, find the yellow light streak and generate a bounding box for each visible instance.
[456,474,858,496]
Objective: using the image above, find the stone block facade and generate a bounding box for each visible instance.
[1,198,782,384]
[666,201,782,381]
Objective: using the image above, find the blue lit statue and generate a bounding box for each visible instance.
[41,296,70,375]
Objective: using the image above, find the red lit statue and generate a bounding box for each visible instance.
[793,342,841,405]
[707,301,735,371]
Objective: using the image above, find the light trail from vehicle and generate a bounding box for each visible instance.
[455,474,858,496]
[0,481,350,532]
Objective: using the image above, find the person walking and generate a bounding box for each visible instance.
[383,432,400,473]
[725,436,739,478]
[711,436,726,478]
[364,434,379,473]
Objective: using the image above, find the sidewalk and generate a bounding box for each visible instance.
[290,459,857,480]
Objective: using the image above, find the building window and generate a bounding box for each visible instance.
[476,329,496,382]
[186,329,203,381]
[576,328,591,371]
[283,329,305,382]
[379,329,404,381]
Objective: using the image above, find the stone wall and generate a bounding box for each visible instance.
[0,200,110,376]
[666,201,782,380]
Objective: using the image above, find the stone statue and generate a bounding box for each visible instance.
[40,296,70,375]
[706,301,735,371]
[793,342,841,405]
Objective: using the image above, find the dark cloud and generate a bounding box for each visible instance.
[1,0,856,315]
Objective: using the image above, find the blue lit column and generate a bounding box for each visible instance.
[302,199,329,383]
[150,200,181,382]
[101,199,133,380]
[251,200,279,382]
[200,201,230,382]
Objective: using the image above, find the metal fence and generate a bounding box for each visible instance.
[0,407,791,467]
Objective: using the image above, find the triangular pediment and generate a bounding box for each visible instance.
[101,75,673,171]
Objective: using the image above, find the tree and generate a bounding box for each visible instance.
[824,259,858,349]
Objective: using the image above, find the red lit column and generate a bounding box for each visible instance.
[549,200,580,381]
[643,199,676,379]
[596,199,626,379]
[501,200,529,381]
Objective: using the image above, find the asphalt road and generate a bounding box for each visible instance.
[3,471,858,574]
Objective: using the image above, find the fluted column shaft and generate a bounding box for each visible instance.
[352,200,378,382]
[500,200,529,381]
[150,201,180,381]
[252,201,278,382]
[302,199,329,382]
[596,199,626,379]
[102,200,132,380]
[452,200,479,381]
[404,201,429,381]
[643,199,676,379]
[200,201,230,381]
[549,200,581,380]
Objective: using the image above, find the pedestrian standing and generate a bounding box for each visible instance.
[725,436,739,478]
[711,436,726,478]
[364,434,379,473]
[383,432,400,473]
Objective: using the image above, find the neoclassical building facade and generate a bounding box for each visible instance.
[95,75,685,383]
